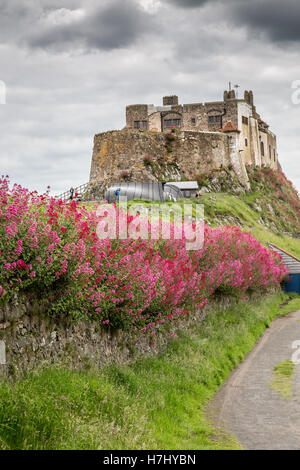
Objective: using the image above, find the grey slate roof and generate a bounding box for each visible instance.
[268,243,300,274]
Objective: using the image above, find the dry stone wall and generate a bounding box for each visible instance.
[0,292,270,377]
[0,296,208,377]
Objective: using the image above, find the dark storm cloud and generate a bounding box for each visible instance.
[28,0,156,51]
[165,0,300,43]
[164,0,214,7]
[0,0,81,44]
[0,0,156,52]
[231,0,300,43]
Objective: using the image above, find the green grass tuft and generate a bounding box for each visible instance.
[278,296,300,316]
[269,360,295,400]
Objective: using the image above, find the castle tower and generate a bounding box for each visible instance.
[163,95,179,106]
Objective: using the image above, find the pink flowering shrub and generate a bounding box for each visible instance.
[192,226,287,295]
[0,177,288,332]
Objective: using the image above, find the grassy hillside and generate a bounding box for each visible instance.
[246,166,300,235]
[199,166,299,233]
[121,166,300,258]
[199,193,300,259]
[199,166,300,257]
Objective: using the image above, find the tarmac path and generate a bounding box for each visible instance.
[210,310,300,450]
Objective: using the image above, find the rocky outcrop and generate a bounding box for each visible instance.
[89,128,250,192]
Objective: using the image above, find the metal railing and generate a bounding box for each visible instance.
[56,182,90,202]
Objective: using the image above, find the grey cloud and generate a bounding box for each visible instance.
[165,0,300,44]
[0,0,299,196]
[231,0,300,43]
[0,0,82,44]
[164,0,218,7]
[0,0,156,52]
[28,0,156,51]
[0,1,34,41]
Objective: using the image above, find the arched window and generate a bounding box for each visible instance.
[162,113,182,130]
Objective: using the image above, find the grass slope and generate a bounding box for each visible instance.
[196,166,300,238]
[200,192,300,258]
[118,167,300,258]
[0,291,297,450]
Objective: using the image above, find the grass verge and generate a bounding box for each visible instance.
[269,360,295,400]
[0,291,298,450]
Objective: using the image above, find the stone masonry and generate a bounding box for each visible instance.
[90,127,249,189]
[0,294,208,377]
[90,88,280,191]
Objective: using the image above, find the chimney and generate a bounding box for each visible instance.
[163,95,179,106]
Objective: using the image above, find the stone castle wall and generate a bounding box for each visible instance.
[125,100,238,133]
[124,92,280,175]
[89,128,250,189]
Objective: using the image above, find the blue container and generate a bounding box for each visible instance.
[285,273,300,294]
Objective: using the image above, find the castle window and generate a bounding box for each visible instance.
[269,145,272,159]
[242,116,249,125]
[274,149,276,161]
[191,118,196,125]
[134,120,147,129]
[208,115,221,124]
[164,118,181,128]
[260,141,264,156]
[245,138,248,147]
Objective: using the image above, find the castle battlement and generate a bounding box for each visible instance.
[89,88,280,192]
[125,88,278,170]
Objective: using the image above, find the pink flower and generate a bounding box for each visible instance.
[17,260,27,270]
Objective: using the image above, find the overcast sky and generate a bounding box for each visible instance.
[0,0,299,195]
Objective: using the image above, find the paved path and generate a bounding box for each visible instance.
[210,310,300,450]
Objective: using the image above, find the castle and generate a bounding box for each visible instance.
[89,88,280,191]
